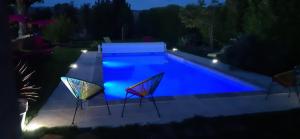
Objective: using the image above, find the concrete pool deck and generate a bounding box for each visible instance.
[27,51,300,129]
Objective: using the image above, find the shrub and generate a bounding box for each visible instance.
[15,61,40,102]
[220,35,291,75]
[43,16,74,43]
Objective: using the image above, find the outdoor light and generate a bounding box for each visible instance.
[70,63,78,69]
[81,49,88,53]
[20,112,27,131]
[172,48,178,52]
[212,59,219,64]
[24,123,41,131]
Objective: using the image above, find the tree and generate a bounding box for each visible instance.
[206,0,220,48]
[30,7,53,20]
[53,2,78,24]
[43,16,74,43]
[180,0,221,48]
[265,0,300,64]
[243,0,275,38]
[90,0,113,39]
[137,5,185,47]
[111,0,134,40]
[224,0,249,33]
[88,0,134,40]
[79,4,91,38]
[10,0,42,36]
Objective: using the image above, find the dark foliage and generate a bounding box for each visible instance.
[179,0,300,75]
[221,35,290,75]
[24,109,300,139]
[15,61,40,102]
[29,7,53,20]
[53,3,78,24]
[87,0,134,40]
[137,5,185,47]
[22,0,300,75]
[43,15,74,43]
[214,0,300,75]
[9,0,42,9]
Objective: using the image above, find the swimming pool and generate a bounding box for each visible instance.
[103,53,261,100]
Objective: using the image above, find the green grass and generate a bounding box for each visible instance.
[23,108,300,139]
[26,44,91,123]
[25,40,99,123]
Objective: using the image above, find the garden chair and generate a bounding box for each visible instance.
[265,69,299,100]
[121,72,164,118]
[103,37,112,43]
[207,45,232,58]
[61,77,111,125]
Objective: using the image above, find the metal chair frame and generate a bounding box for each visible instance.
[265,81,300,100]
[265,69,300,101]
[63,77,111,125]
[121,73,164,118]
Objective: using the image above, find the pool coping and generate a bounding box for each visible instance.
[89,90,290,107]
[166,53,263,90]
[167,51,272,89]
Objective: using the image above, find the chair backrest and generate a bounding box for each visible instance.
[126,72,164,96]
[294,66,300,84]
[219,45,233,54]
[273,70,296,87]
[61,77,103,100]
[103,37,112,43]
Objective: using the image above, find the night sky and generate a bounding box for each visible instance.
[33,0,224,10]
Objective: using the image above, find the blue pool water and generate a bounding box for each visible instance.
[103,53,261,100]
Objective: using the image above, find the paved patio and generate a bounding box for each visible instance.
[27,51,300,129]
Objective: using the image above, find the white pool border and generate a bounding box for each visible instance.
[167,53,263,91]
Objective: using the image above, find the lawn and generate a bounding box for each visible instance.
[23,108,300,139]
[26,41,98,123]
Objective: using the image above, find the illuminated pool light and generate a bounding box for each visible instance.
[212,59,219,64]
[24,123,42,131]
[104,82,114,87]
[70,63,78,69]
[103,61,129,68]
[20,112,26,131]
[104,81,137,99]
[81,49,88,53]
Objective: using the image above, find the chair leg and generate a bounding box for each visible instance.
[104,95,111,115]
[288,87,292,98]
[150,95,161,118]
[295,86,300,98]
[80,101,83,110]
[121,93,128,117]
[72,100,80,125]
[295,86,300,102]
[139,97,143,107]
[265,81,274,100]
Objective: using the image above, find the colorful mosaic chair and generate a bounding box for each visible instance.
[103,37,112,43]
[121,72,164,118]
[61,77,111,125]
[266,68,299,100]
